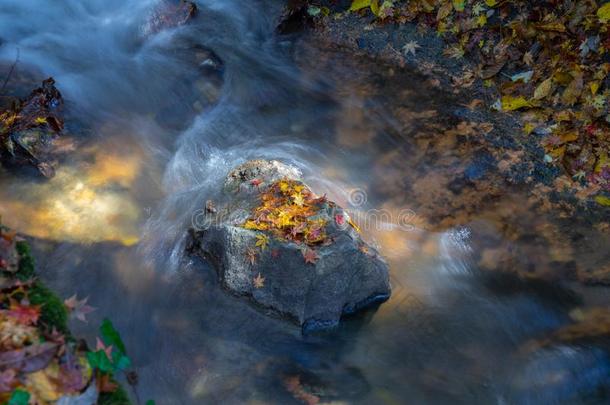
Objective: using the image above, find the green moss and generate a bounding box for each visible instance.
[29,281,70,335]
[15,241,35,280]
[11,239,134,404]
[98,384,131,405]
[15,241,70,335]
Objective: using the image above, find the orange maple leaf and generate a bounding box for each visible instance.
[302,249,319,265]
[246,248,257,265]
[4,302,41,325]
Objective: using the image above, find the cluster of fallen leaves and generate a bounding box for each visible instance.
[0,226,89,404]
[348,0,610,204]
[0,78,64,178]
[240,178,364,280]
[0,223,147,404]
[242,179,333,247]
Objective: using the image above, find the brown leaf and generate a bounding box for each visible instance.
[97,373,118,393]
[561,72,583,106]
[533,78,554,100]
[480,59,507,79]
[534,22,566,32]
[0,342,58,373]
[436,2,453,20]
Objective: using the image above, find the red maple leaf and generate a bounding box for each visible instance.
[290,222,306,237]
[4,302,41,325]
[302,249,319,265]
[335,214,345,226]
[309,227,322,239]
[250,178,263,188]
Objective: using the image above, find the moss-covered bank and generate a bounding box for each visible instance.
[1,225,132,404]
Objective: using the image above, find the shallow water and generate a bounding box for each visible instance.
[1,0,609,404]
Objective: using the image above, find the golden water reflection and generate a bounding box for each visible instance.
[0,143,145,246]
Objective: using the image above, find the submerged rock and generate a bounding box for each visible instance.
[188,159,391,333]
[141,0,197,37]
[0,78,64,177]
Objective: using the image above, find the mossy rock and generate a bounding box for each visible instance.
[10,239,133,404]
[16,241,70,335]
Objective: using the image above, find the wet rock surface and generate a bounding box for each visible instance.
[0,78,64,178]
[141,0,197,37]
[188,160,391,333]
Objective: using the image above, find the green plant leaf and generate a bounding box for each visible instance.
[112,352,132,371]
[8,389,30,405]
[87,350,114,373]
[100,318,127,355]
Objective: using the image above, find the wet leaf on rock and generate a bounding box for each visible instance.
[253,273,265,289]
[0,342,58,373]
[302,249,319,265]
[255,234,269,251]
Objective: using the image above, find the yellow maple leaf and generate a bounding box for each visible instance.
[278,181,290,193]
[501,96,532,111]
[24,362,63,402]
[276,211,293,228]
[598,3,610,23]
[292,193,305,207]
[595,196,610,207]
[255,234,269,251]
[244,220,268,231]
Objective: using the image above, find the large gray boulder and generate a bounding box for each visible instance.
[188,160,391,333]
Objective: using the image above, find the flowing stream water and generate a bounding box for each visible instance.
[1,1,609,404]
